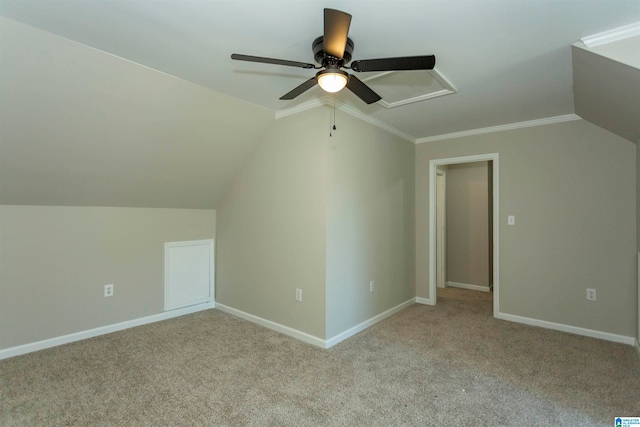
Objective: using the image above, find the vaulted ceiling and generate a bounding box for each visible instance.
[2,0,639,140]
[572,35,640,143]
[1,1,639,209]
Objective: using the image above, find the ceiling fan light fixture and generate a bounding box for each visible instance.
[317,69,348,93]
[231,9,434,104]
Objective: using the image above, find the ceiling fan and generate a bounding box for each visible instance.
[231,8,436,104]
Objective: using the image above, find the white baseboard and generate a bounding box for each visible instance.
[415,297,434,305]
[416,297,435,305]
[217,299,415,350]
[496,311,636,346]
[447,281,491,292]
[325,299,415,348]
[0,301,214,360]
[215,303,326,348]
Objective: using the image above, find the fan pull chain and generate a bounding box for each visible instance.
[330,98,337,137]
[333,98,337,131]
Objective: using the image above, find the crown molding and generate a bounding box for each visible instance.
[276,96,416,143]
[415,114,582,144]
[275,98,327,120]
[335,101,416,143]
[581,22,640,48]
[277,100,582,145]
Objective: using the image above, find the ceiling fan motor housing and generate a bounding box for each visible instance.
[312,36,354,66]
[231,8,434,104]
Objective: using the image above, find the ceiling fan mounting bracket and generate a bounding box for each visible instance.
[312,36,354,65]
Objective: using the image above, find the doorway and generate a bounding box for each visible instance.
[428,154,499,316]
[436,168,447,289]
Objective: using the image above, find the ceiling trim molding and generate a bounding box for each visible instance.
[415,114,582,144]
[361,69,457,109]
[277,100,582,145]
[337,103,416,143]
[379,89,455,109]
[275,98,327,120]
[276,97,416,143]
[580,22,640,48]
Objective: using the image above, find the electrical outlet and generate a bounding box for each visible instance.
[295,288,302,302]
[369,280,375,293]
[508,215,515,225]
[104,284,114,297]
[586,288,596,301]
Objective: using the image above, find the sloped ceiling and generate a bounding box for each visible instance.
[572,36,640,143]
[1,0,639,139]
[0,18,274,208]
[1,1,639,209]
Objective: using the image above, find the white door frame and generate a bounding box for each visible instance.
[428,153,499,316]
[436,169,447,288]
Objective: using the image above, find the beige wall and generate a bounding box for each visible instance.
[572,44,640,145]
[587,35,640,70]
[0,206,216,349]
[416,119,637,337]
[0,17,274,209]
[216,105,416,340]
[326,109,415,339]
[215,108,327,339]
[445,162,490,287]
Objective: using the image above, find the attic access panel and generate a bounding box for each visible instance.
[361,69,456,108]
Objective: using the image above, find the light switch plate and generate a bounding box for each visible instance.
[508,215,515,225]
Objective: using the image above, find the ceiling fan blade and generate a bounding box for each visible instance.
[346,74,381,104]
[324,8,352,59]
[280,77,318,100]
[351,55,436,72]
[231,54,316,69]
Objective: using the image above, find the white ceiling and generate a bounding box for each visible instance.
[1,0,639,140]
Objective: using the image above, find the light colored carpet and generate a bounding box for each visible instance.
[1,287,638,426]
